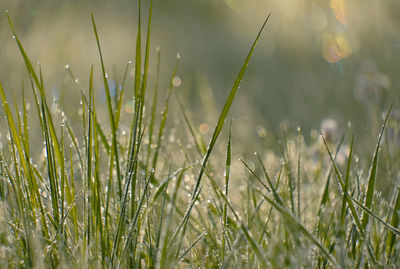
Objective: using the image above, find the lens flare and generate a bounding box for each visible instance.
[322,33,351,63]
[225,0,241,11]
[125,101,134,114]
[330,0,347,25]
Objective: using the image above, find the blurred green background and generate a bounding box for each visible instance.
[0,0,399,148]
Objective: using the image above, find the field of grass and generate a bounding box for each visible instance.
[1,1,400,268]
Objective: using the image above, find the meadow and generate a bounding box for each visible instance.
[1,0,400,268]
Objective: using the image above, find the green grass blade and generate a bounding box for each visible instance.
[152,56,180,172]
[170,15,270,246]
[296,129,301,217]
[386,186,400,254]
[91,13,122,200]
[119,172,153,264]
[240,224,269,267]
[349,194,400,236]
[317,133,345,218]
[361,104,393,229]
[322,134,365,238]
[146,47,161,170]
[6,12,41,93]
[66,65,110,153]
[340,135,354,227]
[222,121,232,262]
[263,195,338,267]
[177,97,207,156]
[178,231,207,262]
[115,61,130,128]
[191,13,271,200]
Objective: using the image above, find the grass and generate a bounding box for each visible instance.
[1,1,400,268]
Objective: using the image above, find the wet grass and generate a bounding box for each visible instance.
[1,2,400,268]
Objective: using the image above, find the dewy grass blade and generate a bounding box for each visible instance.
[91,14,123,200]
[6,12,41,93]
[66,65,110,153]
[111,127,146,265]
[194,13,271,196]
[86,66,94,251]
[152,55,180,173]
[361,104,393,229]
[178,97,207,156]
[137,0,153,138]
[240,224,269,267]
[119,172,153,265]
[340,135,354,227]
[263,195,339,267]
[386,186,400,254]
[349,194,400,237]
[317,133,345,218]
[178,231,207,261]
[174,13,271,241]
[222,121,232,262]
[1,82,49,239]
[146,47,161,170]
[322,134,365,238]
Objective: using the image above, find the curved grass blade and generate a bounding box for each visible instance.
[222,120,232,262]
[173,13,271,243]
[386,186,400,254]
[340,135,354,227]
[361,104,393,229]
[322,133,365,238]
[91,14,123,200]
[240,224,269,267]
[151,55,180,172]
[192,13,271,199]
[263,195,338,267]
[317,133,345,218]
[177,96,207,156]
[146,47,161,170]
[349,194,400,237]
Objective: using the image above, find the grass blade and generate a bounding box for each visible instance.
[91,13,123,200]
[173,13,271,242]
[361,104,393,229]
[263,195,338,267]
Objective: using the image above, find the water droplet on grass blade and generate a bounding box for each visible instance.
[172,76,182,87]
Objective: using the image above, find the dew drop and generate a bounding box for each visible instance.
[172,76,182,87]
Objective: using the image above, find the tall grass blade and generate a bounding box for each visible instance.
[174,13,271,242]
[240,224,269,267]
[152,56,180,172]
[386,186,400,254]
[322,134,365,238]
[91,14,123,200]
[340,135,354,227]
[361,104,392,229]
[263,195,338,267]
[222,121,232,262]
